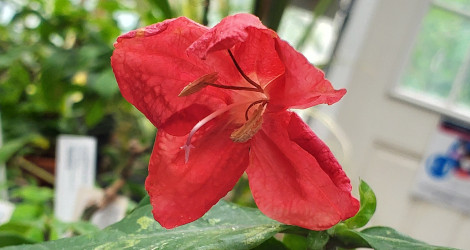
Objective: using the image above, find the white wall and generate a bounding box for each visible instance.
[328,0,470,249]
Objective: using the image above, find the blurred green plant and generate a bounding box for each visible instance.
[0,184,99,247]
[0,0,164,159]
[0,0,167,192]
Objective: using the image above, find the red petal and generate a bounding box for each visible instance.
[265,39,346,111]
[287,113,355,194]
[247,112,359,230]
[187,13,284,88]
[111,17,228,136]
[188,13,268,59]
[145,119,250,229]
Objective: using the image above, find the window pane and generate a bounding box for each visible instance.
[434,0,470,14]
[399,6,470,100]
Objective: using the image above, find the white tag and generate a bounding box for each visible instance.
[54,135,97,222]
[0,200,14,225]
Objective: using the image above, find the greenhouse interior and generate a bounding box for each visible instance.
[1,0,470,249]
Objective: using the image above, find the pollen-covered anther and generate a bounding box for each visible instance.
[178,72,218,97]
[230,104,265,143]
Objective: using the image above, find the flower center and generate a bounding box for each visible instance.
[179,49,268,163]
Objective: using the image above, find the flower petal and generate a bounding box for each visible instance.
[188,13,268,59]
[187,13,284,88]
[246,112,359,230]
[287,112,355,194]
[111,17,228,136]
[146,118,250,229]
[265,39,346,111]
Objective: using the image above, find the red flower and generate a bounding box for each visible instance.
[111,13,359,230]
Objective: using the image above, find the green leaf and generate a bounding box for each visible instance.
[0,134,48,163]
[0,221,44,243]
[84,100,105,127]
[134,195,150,210]
[68,221,100,236]
[10,204,44,221]
[253,237,288,250]
[89,69,119,99]
[0,232,35,247]
[360,226,457,250]
[283,233,307,250]
[307,230,329,249]
[149,0,173,19]
[5,200,286,249]
[12,186,53,204]
[330,224,456,250]
[329,223,370,248]
[344,180,376,229]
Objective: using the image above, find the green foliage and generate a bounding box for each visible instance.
[0,134,48,164]
[0,185,99,247]
[5,199,287,250]
[1,2,158,239]
[7,182,455,250]
[306,230,329,249]
[344,179,376,229]
[360,226,457,250]
[283,234,308,250]
[0,0,160,161]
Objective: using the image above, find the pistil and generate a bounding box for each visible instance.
[181,101,252,163]
[227,50,263,91]
[180,49,269,163]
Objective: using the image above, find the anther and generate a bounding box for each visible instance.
[231,104,265,143]
[244,99,268,121]
[179,72,218,97]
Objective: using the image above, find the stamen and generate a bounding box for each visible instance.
[179,73,263,97]
[179,72,218,97]
[231,104,265,143]
[227,50,263,91]
[181,102,251,163]
[206,83,260,92]
[244,99,268,120]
